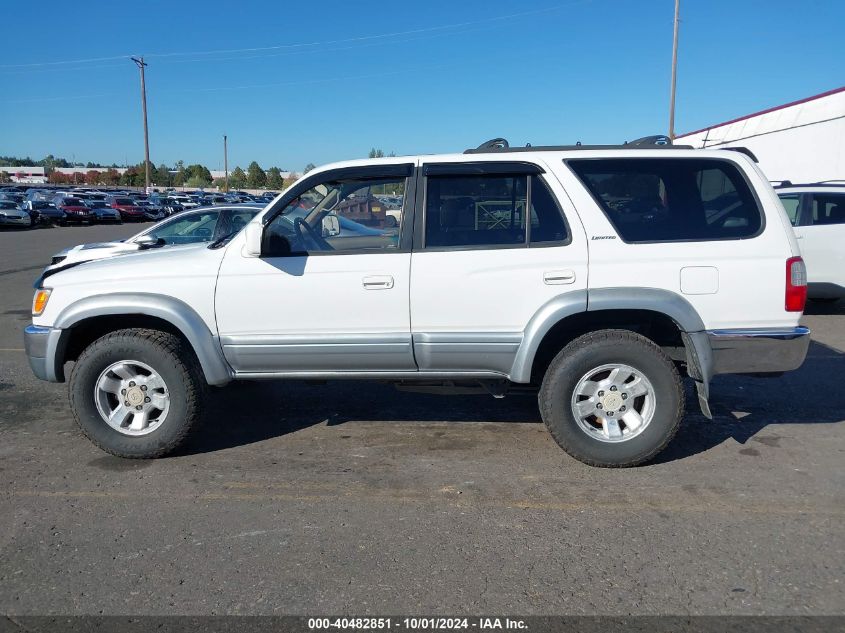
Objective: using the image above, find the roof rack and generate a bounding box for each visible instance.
[464,135,692,154]
[721,146,758,162]
[774,181,845,189]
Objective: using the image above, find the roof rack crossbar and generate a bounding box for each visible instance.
[464,135,692,154]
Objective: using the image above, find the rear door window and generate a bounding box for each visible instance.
[809,193,845,226]
[568,158,763,243]
[423,173,568,249]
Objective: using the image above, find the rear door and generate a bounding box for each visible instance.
[409,160,588,376]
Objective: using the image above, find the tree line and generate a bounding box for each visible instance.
[2,149,390,189]
[0,155,318,190]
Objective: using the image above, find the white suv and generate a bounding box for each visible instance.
[24,139,810,467]
[776,182,845,301]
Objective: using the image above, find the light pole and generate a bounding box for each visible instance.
[223,135,229,192]
[668,0,681,141]
[131,56,151,192]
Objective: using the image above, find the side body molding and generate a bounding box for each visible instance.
[586,287,706,332]
[509,290,588,383]
[53,293,233,386]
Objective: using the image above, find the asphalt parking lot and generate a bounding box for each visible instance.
[0,224,843,616]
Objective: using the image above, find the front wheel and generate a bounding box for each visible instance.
[69,329,207,458]
[539,329,684,467]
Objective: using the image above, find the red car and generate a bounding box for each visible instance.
[56,197,93,225]
[106,195,146,221]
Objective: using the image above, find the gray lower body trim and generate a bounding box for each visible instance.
[54,293,233,386]
[221,333,416,372]
[234,370,509,381]
[510,289,589,383]
[24,325,63,382]
[707,326,810,374]
[413,332,522,374]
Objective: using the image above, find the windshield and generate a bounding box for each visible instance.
[63,198,84,206]
[141,211,220,245]
[114,198,134,205]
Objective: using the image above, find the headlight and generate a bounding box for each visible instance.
[32,288,51,316]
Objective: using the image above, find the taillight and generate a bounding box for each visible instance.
[785,256,807,312]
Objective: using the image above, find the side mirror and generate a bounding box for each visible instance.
[135,234,164,249]
[243,222,263,257]
[322,213,340,237]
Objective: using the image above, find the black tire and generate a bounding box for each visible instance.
[539,329,684,467]
[69,328,207,458]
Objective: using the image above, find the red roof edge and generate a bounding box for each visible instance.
[676,85,845,139]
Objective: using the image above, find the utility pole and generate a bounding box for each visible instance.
[223,135,229,192]
[668,0,681,141]
[131,56,151,192]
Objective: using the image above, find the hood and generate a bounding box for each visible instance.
[43,242,223,289]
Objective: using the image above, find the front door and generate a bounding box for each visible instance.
[215,165,417,374]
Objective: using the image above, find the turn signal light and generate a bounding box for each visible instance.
[785,257,807,312]
[32,288,51,316]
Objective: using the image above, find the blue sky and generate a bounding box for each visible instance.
[1,0,842,173]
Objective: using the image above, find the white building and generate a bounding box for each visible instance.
[0,166,47,184]
[677,86,845,183]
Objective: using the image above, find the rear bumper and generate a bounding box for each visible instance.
[707,326,810,375]
[24,324,64,382]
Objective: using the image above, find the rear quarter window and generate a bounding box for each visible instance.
[568,158,763,243]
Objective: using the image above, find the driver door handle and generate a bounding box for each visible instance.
[362,275,394,290]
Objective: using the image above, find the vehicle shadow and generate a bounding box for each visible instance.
[180,380,540,456]
[180,340,845,463]
[653,339,845,463]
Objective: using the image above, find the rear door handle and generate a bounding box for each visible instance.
[362,275,394,290]
[543,269,576,285]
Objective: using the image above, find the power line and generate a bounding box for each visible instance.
[0,1,591,69]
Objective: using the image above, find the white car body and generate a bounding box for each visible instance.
[170,194,199,209]
[776,184,845,299]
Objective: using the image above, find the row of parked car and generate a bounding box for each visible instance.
[0,185,279,229]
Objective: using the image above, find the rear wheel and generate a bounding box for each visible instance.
[69,328,207,458]
[539,329,684,467]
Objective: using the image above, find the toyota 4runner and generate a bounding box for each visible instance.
[24,138,811,467]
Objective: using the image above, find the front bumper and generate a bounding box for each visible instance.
[707,326,811,375]
[0,216,32,226]
[24,325,64,382]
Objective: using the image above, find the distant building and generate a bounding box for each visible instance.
[0,166,129,184]
[1,166,47,184]
[677,86,845,183]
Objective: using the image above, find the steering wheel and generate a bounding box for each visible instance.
[294,217,333,251]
